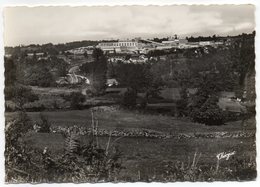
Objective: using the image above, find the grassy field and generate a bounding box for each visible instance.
[23,132,255,181]
[6,108,256,181]
[30,86,81,95]
[5,108,255,133]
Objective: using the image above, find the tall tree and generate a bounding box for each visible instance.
[116,63,150,93]
[116,63,164,107]
[81,48,107,95]
[4,57,16,86]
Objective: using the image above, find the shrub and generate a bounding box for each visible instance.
[5,85,39,110]
[70,92,86,109]
[136,97,147,109]
[38,114,51,133]
[61,93,71,102]
[121,89,137,109]
[5,111,34,182]
[190,96,225,126]
[176,99,188,117]
[5,109,124,183]
[6,130,124,182]
[5,111,33,141]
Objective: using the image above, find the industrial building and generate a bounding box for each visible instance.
[97,39,141,53]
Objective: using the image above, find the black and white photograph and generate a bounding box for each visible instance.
[2,3,257,183]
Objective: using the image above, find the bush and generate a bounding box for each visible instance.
[121,89,137,109]
[5,111,32,142]
[190,96,225,126]
[5,111,34,182]
[61,93,71,102]
[5,85,38,109]
[70,92,86,109]
[6,131,124,182]
[5,109,124,183]
[38,114,51,133]
[176,99,188,117]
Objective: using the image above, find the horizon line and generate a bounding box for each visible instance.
[4,30,255,48]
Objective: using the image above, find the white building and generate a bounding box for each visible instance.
[97,37,191,53]
[199,41,215,46]
[97,40,141,53]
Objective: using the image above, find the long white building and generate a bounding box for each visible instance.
[96,37,221,54]
[97,40,142,53]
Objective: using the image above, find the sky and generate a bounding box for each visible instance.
[3,5,255,46]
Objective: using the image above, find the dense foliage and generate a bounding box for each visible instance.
[5,112,124,183]
[70,92,86,109]
[121,89,137,108]
[80,48,108,95]
[190,96,225,126]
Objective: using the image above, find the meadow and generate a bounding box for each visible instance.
[5,108,256,181]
